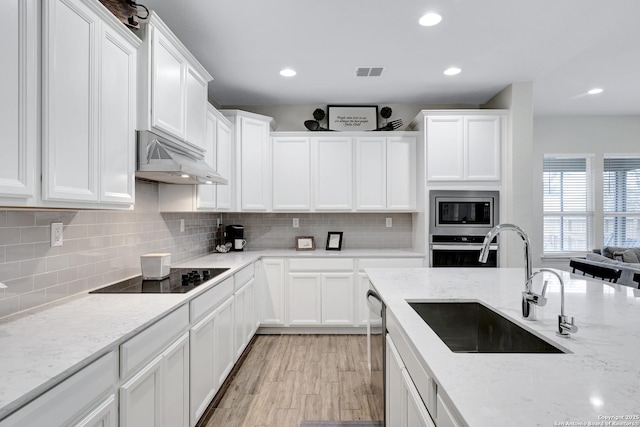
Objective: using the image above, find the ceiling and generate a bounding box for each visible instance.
[144,0,640,116]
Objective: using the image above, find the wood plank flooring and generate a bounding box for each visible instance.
[201,334,383,427]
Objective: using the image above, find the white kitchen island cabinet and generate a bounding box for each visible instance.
[137,12,212,150]
[0,0,38,206]
[41,0,139,209]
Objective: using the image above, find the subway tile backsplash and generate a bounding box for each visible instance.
[0,180,413,319]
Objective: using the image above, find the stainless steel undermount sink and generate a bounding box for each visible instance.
[408,301,566,353]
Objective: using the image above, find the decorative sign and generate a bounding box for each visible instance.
[327,105,378,131]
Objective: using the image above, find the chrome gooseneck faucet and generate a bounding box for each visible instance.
[478,224,537,319]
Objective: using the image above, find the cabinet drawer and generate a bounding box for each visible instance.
[234,264,254,290]
[288,258,354,272]
[190,276,234,323]
[358,257,423,271]
[120,304,189,378]
[0,351,117,427]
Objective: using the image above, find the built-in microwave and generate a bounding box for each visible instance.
[430,190,499,236]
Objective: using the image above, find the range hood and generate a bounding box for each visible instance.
[136,130,228,185]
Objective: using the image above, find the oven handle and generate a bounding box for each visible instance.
[431,244,498,251]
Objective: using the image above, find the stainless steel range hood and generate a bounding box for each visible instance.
[136,130,228,185]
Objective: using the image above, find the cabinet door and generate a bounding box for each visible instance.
[426,117,464,181]
[234,284,247,358]
[313,136,353,210]
[189,311,216,426]
[215,118,233,210]
[386,334,405,427]
[213,296,235,387]
[387,137,416,210]
[0,0,37,201]
[272,137,311,210]
[100,23,136,205]
[42,0,100,202]
[321,273,354,325]
[196,108,217,210]
[260,258,286,325]
[239,116,270,210]
[288,273,322,325]
[355,137,386,210]
[244,278,256,339]
[185,66,208,149]
[120,355,163,427]
[464,116,501,181]
[163,333,189,427]
[404,369,436,427]
[151,26,186,139]
[74,395,117,427]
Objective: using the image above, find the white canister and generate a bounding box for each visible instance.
[140,253,171,279]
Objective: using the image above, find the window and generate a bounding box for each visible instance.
[543,156,594,254]
[603,157,640,247]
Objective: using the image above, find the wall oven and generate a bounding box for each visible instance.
[429,190,500,267]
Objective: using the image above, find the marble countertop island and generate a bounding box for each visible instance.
[365,267,640,427]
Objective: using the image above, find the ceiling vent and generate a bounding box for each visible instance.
[356,67,384,77]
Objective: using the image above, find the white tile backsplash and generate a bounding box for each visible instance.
[0,180,413,318]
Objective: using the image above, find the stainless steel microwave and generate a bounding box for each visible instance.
[430,190,499,235]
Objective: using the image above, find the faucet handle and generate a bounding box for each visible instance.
[557,314,578,336]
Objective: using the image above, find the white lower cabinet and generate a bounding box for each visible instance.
[189,309,217,426]
[321,273,354,325]
[287,273,322,325]
[386,334,435,427]
[260,258,286,325]
[0,351,117,427]
[214,296,235,388]
[119,332,189,427]
[234,277,256,358]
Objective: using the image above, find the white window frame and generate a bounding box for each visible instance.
[542,154,595,256]
[602,154,640,247]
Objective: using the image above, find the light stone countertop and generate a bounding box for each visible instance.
[365,267,640,427]
[0,248,422,419]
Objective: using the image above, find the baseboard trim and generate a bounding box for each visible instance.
[257,326,367,335]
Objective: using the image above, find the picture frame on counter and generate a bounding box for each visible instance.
[326,231,343,251]
[296,236,316,251]
[327,105,378,131]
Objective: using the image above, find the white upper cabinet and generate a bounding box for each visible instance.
[355,137,387,210]
[215,113,233,210]
[41,0,140,208]
[195,106,218,210]
[420,111,504,182]
[272,136,311,210]
[0,0,37,205]
[138,11,212,149]
[313,136,353,211]
[387,136,417,210]
[222,110,275,211]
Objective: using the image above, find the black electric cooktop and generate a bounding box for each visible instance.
[90,268,230,294]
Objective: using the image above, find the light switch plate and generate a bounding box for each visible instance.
[180,219,185,232]
[51,222,63,247]
[386,218,393,228]
[293,218,299,228]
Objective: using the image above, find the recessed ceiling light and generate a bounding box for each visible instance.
[443,67,462,76]
[205,180,213,185]
[587,88,603,95]
[419,12,442,27]
[280,68,296,77]
[181,174,190,178]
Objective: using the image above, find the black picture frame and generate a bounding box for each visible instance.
[326,231,343,251]
[327,105,378,131]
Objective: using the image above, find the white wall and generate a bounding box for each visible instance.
[533,115,640,269]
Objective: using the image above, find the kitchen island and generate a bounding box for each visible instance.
[366,267,640,427]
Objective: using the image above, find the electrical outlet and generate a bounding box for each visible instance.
[386,218,393,228]
[180,219,185,232]
[293,218,299,228]
[51,222,63,247]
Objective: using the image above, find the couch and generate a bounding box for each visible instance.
[570,246,640,288]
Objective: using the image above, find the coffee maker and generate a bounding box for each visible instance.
[225,225,246,251]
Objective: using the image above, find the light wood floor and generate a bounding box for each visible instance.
[202,334,383,427]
